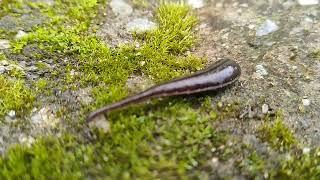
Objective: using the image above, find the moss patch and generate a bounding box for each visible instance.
[258,115,297,151]
[273,148,320,179]
[0,75,35,118]
[0,100,226,179]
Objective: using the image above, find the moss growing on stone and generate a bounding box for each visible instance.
[0,75,35,118]
[258,115,297,151]
[273,148,320,179]
[0,100,226,179]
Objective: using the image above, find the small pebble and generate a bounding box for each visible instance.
[211,157,219,164]
[303,147,311,154]
[255,64,268,76]
[0,66,5,74]
[248,24,255,29]
[0,39,10,49]
[302,98,311,106]
[297,0,319,5]
[15,30,27,39]
[89,115,110,133]
[110,0,133,17]
[7,110,16,118]
[187,0,204,9]
[126,18,157,33]
[262,104,269,114]
[256,19,279,36]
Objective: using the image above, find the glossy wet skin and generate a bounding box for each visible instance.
[87,59,241,123]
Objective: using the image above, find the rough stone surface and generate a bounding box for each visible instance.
[256,19,279,36]
[194,0,320,149]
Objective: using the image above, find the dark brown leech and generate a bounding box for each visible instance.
[87,59,241,122]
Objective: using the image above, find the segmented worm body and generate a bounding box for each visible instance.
[87,59,241,122]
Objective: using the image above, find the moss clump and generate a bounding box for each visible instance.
[258,115,297,151]
[0,53,5,61]
[273,148,320,179]
[0,100,226,179]
[240,151,266,178]
[0,75,35,118]
[309,49,320,60]
[12,1,203,107]
[0,135,90,179]
[144,3,198,54]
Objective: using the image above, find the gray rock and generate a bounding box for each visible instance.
[256,20,279,36]
[0,39,10,49]
[31,106,59,128]
[299,119,311,129]
[126,18,157,33]
[243,134,258,146]
[110,0,133,17]
[0,14,45,32]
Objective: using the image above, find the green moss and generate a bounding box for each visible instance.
[35,78,48,91]
[240,151,266,178]
[0,100,226,179]
[0,52,5,61]
[0,1,224,178]
[141,3,198,55]
[258,115,297,151]
[273,148,320,179]
[0,75,35,118]
[0,135,89,179]
[309,49,320,60]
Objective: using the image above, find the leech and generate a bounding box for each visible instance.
[87,59,241,123]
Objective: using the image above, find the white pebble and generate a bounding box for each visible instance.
[126,18,157,33]
[0,39,10,49]
[297,0,319,5]
[262,104,269,114]
[256,19,279,36]
[7,110,16,118]
[248,24,255,30]
[302,98,311,106]
[15,30,27,39]
[187,0,204,9]
[110,0,133,17]
[255,64,268,76]
[303,147,311,154]
[89,115,110,133]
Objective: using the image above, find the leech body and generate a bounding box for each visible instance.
[87,59,241,123]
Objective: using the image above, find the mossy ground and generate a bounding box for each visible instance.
[0,0,319,179]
